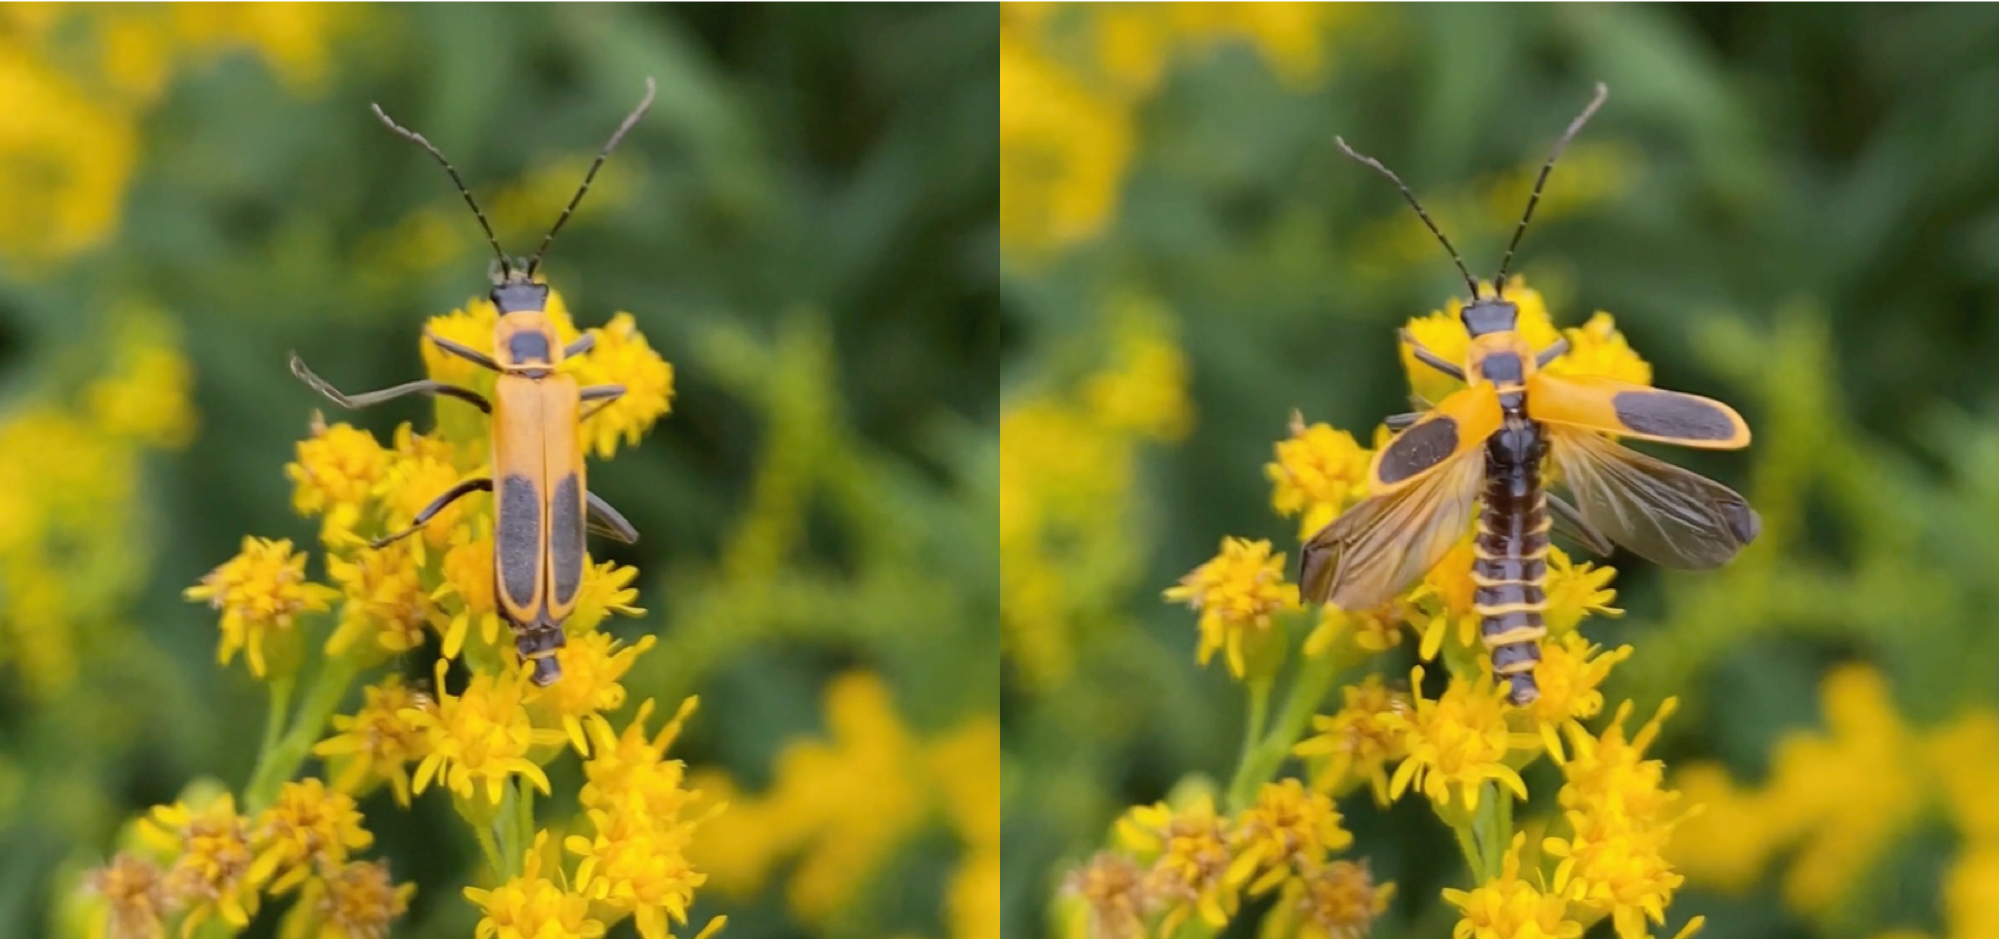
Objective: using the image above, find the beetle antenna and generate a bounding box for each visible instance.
[1493,82,1608,296]
[1337,135,1481,301]
[525,77,656,279]
[372,103,512,278]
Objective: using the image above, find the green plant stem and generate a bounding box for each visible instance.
[259,675,295,763]
[1471,783,1512,881]
[1452,821,1485,881]
[244,654,362,811]
[472,822,505,880]
[1236,677,1273,773]
[512,778,536,871]
[1226,652,1341,811]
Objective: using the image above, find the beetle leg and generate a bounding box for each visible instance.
[370,478,493,549]
[1536,336,1571,368]
[424,330,503,372]
[564,333,597,358]
[1399,329,1466,381]
[586,491,639,544]
[291,352,491,413]
[1383,411,1423,433]
[578,384,626,421]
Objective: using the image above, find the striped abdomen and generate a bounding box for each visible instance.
[1474,412,1549,705]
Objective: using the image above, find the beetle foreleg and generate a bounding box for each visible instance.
[291,352,491,413]
[370,477,494,549]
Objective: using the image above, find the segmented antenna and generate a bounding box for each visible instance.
[371,103,512,278]
[524,77,657,278]
[1336,136,1481,301]
[1493,82,1609,296]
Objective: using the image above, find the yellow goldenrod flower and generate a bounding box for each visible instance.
[378,446,474,557]
[1524,635,1633,759]
[249,779,375,894]
[568,559,646,633]
[422,298,503,391]
[81,852,170,939]
[185,536,338,678]
[1303,605,1407,660]
[1083,295,1193,441]
[1267,415,1371,540]
[287,422,388,539]
[1544,701,1688,939]
[1164,537,1300,678]
[1292,859,1394,939]
[1927,709,1999,841]
[567,803,707,939]
[1227,779,1353,895]
[1442,835,1583,939]
[433,531,503,659]
[297,858,415,939]
[1059,852,1149,939]
[1541,549,1621,637]
[1412,539,1480,662]
[530,631,657,754]
[579,697,700,821]
[325,542,437,661]
[1293,675,1411,805]
[137,793,264,934]
[407,660,565,806]
[1387,667,1535,816]
[465,831,607,939]
[87,325,197,449]
[566,312,676,459]
[1542,312,1652,386]
[1115,793,1238,934]
[314,676,433,807]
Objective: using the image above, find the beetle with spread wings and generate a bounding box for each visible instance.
[1299,84,1758,705]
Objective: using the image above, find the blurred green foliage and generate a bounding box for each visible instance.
[0,5,996,939]
[1001,6,1999,939]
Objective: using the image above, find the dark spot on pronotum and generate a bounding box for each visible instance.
[1479,352,1523,384]
[1379,417,1458,484]
[1612,391,1737,440]
[549,474,584,606]
[507,331,551,364]
[497,475,541,609]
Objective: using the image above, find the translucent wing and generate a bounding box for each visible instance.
[1301,449,1484,611]
[1549,428,1760,570]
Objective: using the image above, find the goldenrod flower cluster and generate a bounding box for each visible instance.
[1001,3,1356,259]
[77,293,721,939]
[1066,282,1708,939]
[1671,663,1999,939]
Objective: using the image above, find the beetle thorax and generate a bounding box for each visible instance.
[493,311,564,373]
[1466,331,1536,394]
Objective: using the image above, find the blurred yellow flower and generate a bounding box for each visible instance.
[185,536,339,678]
[1289,859,1395,939]
[407,660,565,806]
[325,542,438,660]
[314,676,433,807]
[1442,835,1582,939]
[81,852,169,939]
[569,559,646,633]
[1228,779,1352,895]
[87,314,199,449]
[137,793,264,935]
[1387,667,1534,816]
[1268,415,1371,540]
[1294,675,1411,806]
[295,858,415,939]
[1084,294,1193,441]
[1060,852,1149,939]
[1165,537,1300,678]
[531,631,657,754]
[1117,792,1238,935]
[249,779,374,894]
[464,831,606,939]
[567,312,676,459]
[1543,312,1652,386]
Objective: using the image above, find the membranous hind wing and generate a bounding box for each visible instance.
[1369,383,1502,494]
[1527,373,1750,449]
[1548,428,1759,569]
[1301,448,1484,612]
